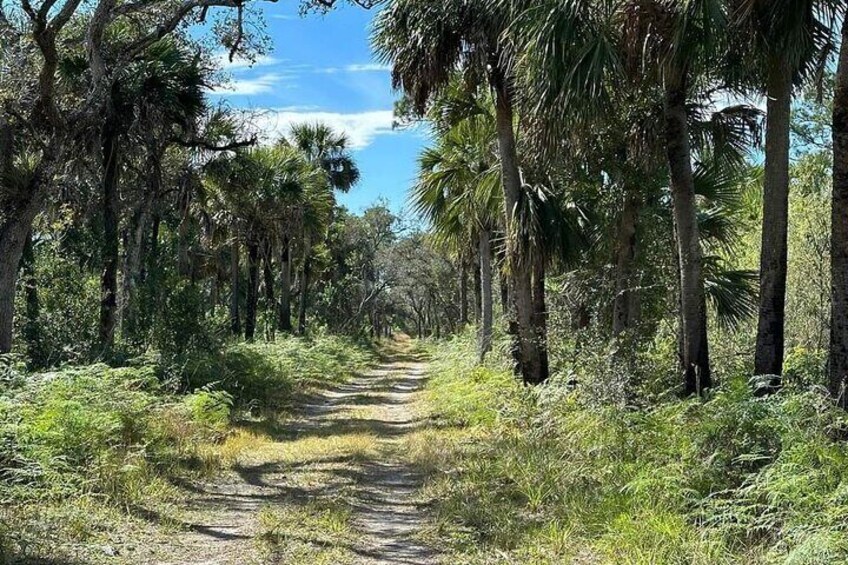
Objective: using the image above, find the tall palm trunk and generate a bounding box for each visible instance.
[755,57,793,384]
[278,236,293,333]
[245,239,260,341]
[492,82,548,384]
[459,256,469,326]
[500,269,510,315]
[478,230,493,362]
[532,254,549,379]
[99,117,121,354]
[297,240,311,336]
[663,70,712,395]
[829,20,848,408]
[176,182,192,279]
[473,257,482,323]
[262,239,275,339]
[230,241,241,336]
[612,189,641,335]
[262,241,274,301]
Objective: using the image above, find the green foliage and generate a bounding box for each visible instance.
[783,346,827,387]
[153,280,225,359]
[0,334,374,559]
[183,334,375,411]
[183,390,234,432]
[14,223,100,366]
[418,334,848,563]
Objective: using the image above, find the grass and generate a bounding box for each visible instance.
[405,330,848,564]
[258,499,359,564]
[0,334,375,563]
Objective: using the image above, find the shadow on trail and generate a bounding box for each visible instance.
[133,340,438,564]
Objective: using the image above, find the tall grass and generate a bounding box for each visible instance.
[0,334,374,561]
[412,331,848,564]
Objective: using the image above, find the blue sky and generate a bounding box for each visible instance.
[208,3,426,215]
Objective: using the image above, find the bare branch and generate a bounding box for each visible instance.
[172,134,258,151]
[86,0,118,84]
[229,2,244,61]
[46,0,85,35]
[120,0,240,62]
[309,0,382,9]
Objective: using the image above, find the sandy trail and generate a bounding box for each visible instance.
[133,345,437,565]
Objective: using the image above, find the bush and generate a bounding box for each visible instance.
[415,332,848,564]
[183,334,375,412]
[183,390,234,432]
[153,281,225,359]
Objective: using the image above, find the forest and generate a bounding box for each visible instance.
[3,0,848,563]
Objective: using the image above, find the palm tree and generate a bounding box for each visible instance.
[287,123,361,193]
[374,0,549,383]
[281,122,359,335]
[413,111,502,361]
[729,0,841,383]
[119,40,212,339]
[830,14,848,408]
[513,0,736,394]
[206,145,327,341]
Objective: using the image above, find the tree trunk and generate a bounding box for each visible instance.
[245,240,259,341]
[478,230,493,362]
[532,254,550,379]
[459,256,469,326]
[121,145,160,335]
[0,121,60,354]
[278,236,293,333]
[230,241,241,336]
[755,57,793,385]
[143,213,160,284]
[664,70,712,395]
[612,189,641,335]
[177,181,192,279]
[210,271,219,316]
[473,254,482,323]
[493,82,548,384]
[500,269,510,315]
[830,19,848,408]
[262,239,275,340]
[99,119,121,354]
[297,242,311,336]
[0,204,41,354]
[22,231,43,366]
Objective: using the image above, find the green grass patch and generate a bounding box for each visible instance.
[0,334,375,562]
[411,333,848,564]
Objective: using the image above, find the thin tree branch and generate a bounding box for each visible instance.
[171,135,258,151]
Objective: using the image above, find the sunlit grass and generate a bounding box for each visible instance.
[403,331,848,564]
[0,335,377,562]
[258,499,359,564]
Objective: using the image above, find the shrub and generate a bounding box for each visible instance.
[415,332,848,563]
[183,390,234,432]
[183,334,375,412]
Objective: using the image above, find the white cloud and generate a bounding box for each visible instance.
[251,109,396,149]
[344,63,391,73]
[317,63,391,74]
[209,73,286,96]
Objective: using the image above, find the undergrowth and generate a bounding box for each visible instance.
[410,330,848,564]
[0,334,374,562]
